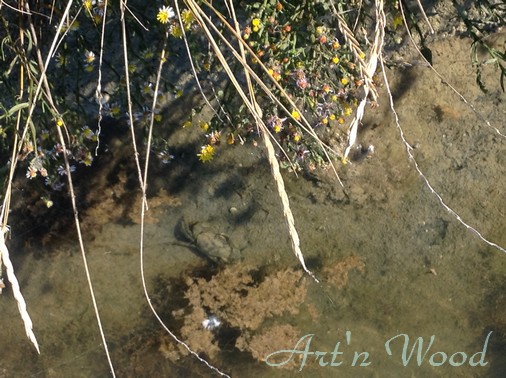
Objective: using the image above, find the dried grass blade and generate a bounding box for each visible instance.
[187,0,319,282]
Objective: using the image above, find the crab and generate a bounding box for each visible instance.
[175,217,238,264]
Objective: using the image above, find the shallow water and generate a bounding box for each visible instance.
[0,36,505,377]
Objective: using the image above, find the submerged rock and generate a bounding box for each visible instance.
[175,217,239,263]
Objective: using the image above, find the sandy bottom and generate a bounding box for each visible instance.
[0,35,505,377]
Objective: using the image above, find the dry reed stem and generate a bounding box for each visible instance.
[186,0,320,283]
[131,4,231,377]
[415,0,434,34]
[93,0,109,155]
[0,229,39,353]
[25,1,116,372]
[120,1,148,209]
[0,0,116,370]
[0,0,75,355]
[331,2,382,160]
[176,3,230,126]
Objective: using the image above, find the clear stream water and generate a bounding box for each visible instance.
[0,37,504,377]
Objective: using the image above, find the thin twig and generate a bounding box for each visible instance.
[10,2,116,372]
[382,6,506,255]
[399,1,506,139]
[120,0,148,208]
[94,0,109,155]
[135,5,231,376]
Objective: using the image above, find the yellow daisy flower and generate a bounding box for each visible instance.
[170,25,183,38]
[157,5,175,24]
[181,9,194,29]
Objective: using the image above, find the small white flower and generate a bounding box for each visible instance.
[84,50,95,64]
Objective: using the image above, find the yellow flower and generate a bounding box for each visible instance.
[251,18,262,32]
[291,110,301,121]
[315,26,325,35]
[83,0,93,12]
[56,118,64,127]
[344,105,353,116]
[157,5,175,24]
[293,132,301,142]
[332,56,340,64]
[359,52,366,60]
[181,9,194,29]
[170,25,183,38]
[331,40,341,50]
[111,104,121,117]
[321,117,328,125]
[26,167,37,179]
[329,114,336,121]
[82,126,94,138]
[182,120,192,128]
[338,117,345,124]
[341,77,349,86]
[141,49,154,59]
[197,144,215,163]
[392,14,404,29]
[83,153,93,166]
[199,121,209,131]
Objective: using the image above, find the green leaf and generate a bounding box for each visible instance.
[0,102,29,120]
